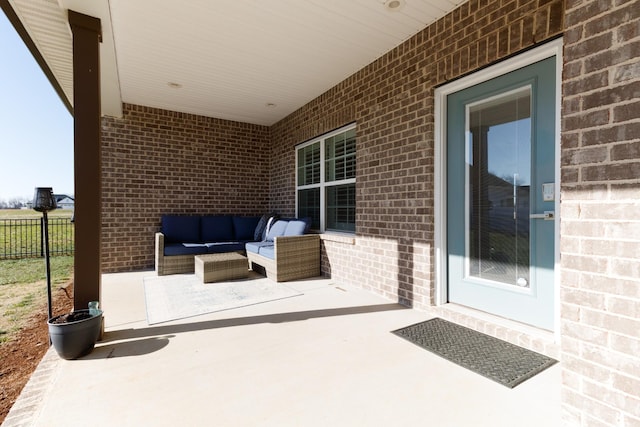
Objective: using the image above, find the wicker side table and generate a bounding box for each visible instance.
[194,252,249,283]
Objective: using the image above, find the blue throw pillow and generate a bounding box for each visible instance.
[265,220,288,241]
[283,219,308,236]
[201,216,234,242]
[161,215,200,243]
[253,214,269,241]
[263,214,280,238]
[232,216,261,241]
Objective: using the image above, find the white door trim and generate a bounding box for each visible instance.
[433,38,563,336]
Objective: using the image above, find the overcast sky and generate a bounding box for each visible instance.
[0,11,74,201]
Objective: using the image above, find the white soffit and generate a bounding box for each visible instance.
[109,0,465,125]
[8,0,73,103]
[8,0,122,117]
[9,0,467,125]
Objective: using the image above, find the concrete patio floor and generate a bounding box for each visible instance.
[6,271,561,427]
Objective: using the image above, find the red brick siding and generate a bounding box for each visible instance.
[96,0,640,423]
[561,0,640,425]
[101,104,270,272]
[270,0,563,309]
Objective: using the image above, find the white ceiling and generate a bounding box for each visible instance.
[8,0,467,126]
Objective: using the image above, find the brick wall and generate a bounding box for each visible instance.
[96,0,639,424]
[561,0,640,425]
[270,0,563,310]
[101,104,270,272]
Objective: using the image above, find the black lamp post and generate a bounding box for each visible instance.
[33,187,57,321]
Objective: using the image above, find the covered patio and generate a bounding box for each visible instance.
[2,0,638,425]
[6,271,560,427]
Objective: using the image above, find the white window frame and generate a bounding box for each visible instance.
[295,123,356,233]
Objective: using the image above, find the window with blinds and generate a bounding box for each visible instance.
[296,124,356,233]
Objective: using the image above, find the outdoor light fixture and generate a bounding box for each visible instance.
[383,0,404,11]
[33,187,57,321]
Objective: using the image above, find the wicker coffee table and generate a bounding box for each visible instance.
[194,252,249,283]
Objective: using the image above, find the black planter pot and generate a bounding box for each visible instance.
[48,309,103,360]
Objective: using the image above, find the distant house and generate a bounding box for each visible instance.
[54,195,74,210]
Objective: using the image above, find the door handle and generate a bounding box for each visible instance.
[530,211,555,220]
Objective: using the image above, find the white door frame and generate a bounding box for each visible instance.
[433,38,563,335]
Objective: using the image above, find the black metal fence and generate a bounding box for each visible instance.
[0,217,74,260]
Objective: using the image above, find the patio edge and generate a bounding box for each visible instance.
[2,348,61,427]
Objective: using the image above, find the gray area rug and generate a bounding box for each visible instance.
[393,318,557,388]
[144,274,302,325]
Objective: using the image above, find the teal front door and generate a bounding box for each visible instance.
[447,57,556,330]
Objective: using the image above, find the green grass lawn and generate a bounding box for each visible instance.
[0,256,74,286]
[0,209,73,219]
[0,255,74,344]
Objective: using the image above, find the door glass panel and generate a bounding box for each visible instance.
[466,88,531,287]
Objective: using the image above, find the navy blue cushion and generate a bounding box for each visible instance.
[246,241,274,254]
[161,215,200,243]
[253,215,269,241]
[205,242,246,253]
[265,220,288,241]
[232,216,261,241]
[164,243,208,256]
[258,245,275,260]
[300,217,312,233]
[201,216,234,242]
[284,219,309,236]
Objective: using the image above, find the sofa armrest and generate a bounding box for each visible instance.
[155,232,165,275]
[274,234,319,257]
[272,234,320,281]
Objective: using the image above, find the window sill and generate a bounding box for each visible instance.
[319,232,355,245]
